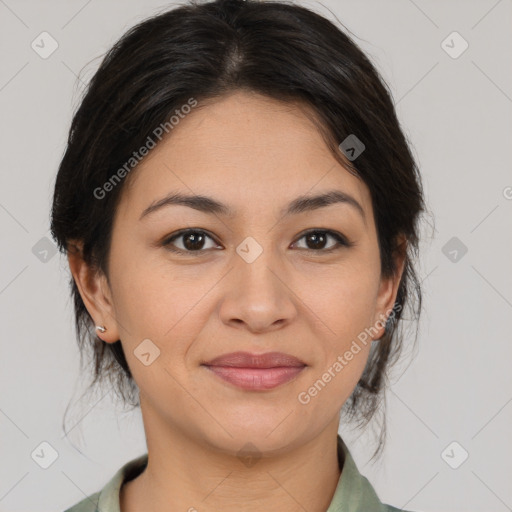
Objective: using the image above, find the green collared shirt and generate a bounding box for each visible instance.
[64,435,409,512]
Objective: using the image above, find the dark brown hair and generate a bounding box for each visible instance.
[51,0,431,459]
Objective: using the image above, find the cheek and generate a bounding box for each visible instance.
[294,261,379,402]
[299,257,380,339]
[108,249,215,363]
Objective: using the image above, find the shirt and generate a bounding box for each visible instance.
[63,435,410,512]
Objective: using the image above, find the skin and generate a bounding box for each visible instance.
[68,90,406,512]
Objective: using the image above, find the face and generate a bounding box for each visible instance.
[72,90,404,456]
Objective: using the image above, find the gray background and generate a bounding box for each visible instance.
[1,1,511,511]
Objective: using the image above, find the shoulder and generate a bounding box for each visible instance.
[62,453,148,512]
[333,435,415,512]
[62,491,100,512]
[383,504,414,512]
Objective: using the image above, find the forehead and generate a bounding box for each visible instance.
[119,91,373,222]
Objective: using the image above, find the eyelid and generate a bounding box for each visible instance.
[161,228,352,254]
[291,229,352,252]
[162,228,221,254]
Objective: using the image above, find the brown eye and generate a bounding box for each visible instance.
[162,228,352,256]
[293,230,351,252]
[163,229,219,254]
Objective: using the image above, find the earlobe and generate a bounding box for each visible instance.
[66,241,120,343]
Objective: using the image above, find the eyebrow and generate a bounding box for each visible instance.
[139,189,366,222]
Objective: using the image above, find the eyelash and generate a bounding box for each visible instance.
[161,228,353,256]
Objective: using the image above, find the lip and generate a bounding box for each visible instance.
[204,351,306,368]
[202,351,307,391]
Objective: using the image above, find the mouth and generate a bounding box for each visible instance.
[201,351,307,391]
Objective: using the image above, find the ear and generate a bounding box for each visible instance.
[372,234,408,340]
[67,240,120,344]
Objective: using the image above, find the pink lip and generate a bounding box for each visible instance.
[205,366,305,390]
[202,351,307,391]
[204,351,306,368]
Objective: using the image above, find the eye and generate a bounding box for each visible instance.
[162,229,220,255]
[292,229,352,252]
[161,228,352,256]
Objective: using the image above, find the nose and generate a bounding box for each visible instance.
[218,242,298,334]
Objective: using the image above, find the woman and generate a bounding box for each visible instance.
[52,0,427,510]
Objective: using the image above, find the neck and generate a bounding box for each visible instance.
[120,401,343,512]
